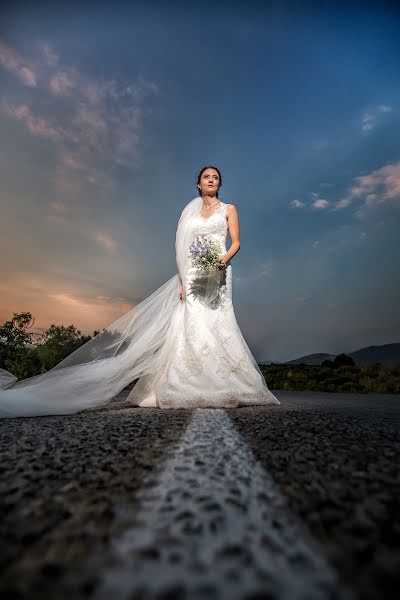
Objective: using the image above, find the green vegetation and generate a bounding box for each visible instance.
[0,312,96,380]
[2,312,399,394]
[260,353,400,394]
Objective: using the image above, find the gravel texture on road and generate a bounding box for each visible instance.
[0,404,192,598]
[227,392,400,600]
[0,390,399,600]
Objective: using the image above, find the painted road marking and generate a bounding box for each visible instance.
[96,409,354,599]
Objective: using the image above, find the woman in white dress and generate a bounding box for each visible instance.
[0,166,279,417]
[127,166,280,408]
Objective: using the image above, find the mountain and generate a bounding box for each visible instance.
[348,343,400,365]
[285,352,336,365]
[260,343,400,366]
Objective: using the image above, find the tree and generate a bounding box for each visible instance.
[332,353,355,368]
[321,359,334,368]
[0,312,42,378]
[37,324,92,372]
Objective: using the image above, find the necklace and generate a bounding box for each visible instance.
[202,200,220,211]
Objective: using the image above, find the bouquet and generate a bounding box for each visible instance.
[188,234,224,272]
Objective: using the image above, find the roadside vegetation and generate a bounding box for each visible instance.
[2,312,399,394]
[260,354,400,394]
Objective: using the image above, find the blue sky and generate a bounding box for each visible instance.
[0,0,399,362]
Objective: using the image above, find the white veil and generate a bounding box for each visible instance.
[0,196,204,418]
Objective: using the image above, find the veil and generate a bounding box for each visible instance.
[0,196,205,418]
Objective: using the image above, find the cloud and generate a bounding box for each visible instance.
[0,39,159,197]
[49,199,69,213]
[290,194,329,210]
[44,199,119,254]
[334,162,400,215]
[94,231,119,253]
[235,258,276,284]
[45,68,156,169]
[0,40,38,86]
[46,214,69,225]
[377,104,392,113]
[45,196,91,225]
[361,112,375,132]
[37,40,59,67]
[49,70,76,95]
[4,102,64,140]
[361,104,392,133]
[289,199,305,208]
[258,259,275,278]
[312,197,329,209]
[18,67,37,87]
[0,275,134,336]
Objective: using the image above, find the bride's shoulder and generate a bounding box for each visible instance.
[224,202,238,214]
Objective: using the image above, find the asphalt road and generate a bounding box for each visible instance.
[0,390,399,599]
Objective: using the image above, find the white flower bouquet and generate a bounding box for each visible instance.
[188,234,224,272]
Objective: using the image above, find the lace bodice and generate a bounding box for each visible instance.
[191,201,228,251]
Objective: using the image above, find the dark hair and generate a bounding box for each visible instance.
[196,165,222,198]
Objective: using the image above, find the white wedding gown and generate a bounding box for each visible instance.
[0,197,279,417]
[127,201,280,408]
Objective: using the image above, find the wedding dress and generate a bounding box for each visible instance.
[0,196,279,417]
[127,200,279,408]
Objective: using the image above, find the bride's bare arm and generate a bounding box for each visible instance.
[219,204,240,267]
[179,277,185,301]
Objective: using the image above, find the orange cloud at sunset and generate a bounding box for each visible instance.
[0,277,134,337]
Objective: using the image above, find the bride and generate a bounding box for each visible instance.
[0,166,280,417]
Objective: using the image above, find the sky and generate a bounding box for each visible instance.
[0,0,399,363]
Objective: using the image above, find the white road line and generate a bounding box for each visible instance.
[96,409,354,599]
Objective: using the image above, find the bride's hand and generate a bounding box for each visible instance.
[217,259,227,270]
[179,284,185,301]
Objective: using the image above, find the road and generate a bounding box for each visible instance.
[0,390,399,599]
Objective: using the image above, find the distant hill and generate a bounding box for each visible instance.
[261,342,400,366]
[348,343,400,366]
[285,352,336,365]
[260,353,335,366]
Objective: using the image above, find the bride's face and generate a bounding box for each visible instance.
[199,169,220,194]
